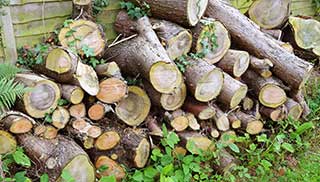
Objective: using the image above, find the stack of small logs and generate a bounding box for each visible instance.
[0,0,314,181]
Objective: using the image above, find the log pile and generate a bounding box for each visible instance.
[0,0,316,181]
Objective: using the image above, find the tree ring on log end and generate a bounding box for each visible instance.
[76,61,100,96]
[198,106,216,120]
[288,105,303,120]
[46,48,72,74]
[9,118,33,134]
[259,84,286,108]
[24,80,60,118]
[230,85,248,109]
[70,87,84,104]
[167,30,192,60]
[95,131,120,150]
[187,0,209,26]
[57,155,95,182]
[150,62,183,94]
[116,86,151,126]
[96,78,128,104]
[246,120,264,135]
[0,130,17,154]
[234,52,250,77]
[160,83,187,111]
[134,138,150,168]
[195,68,223,102]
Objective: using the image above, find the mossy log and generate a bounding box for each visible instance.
[126,0,208,26]
[191,18,231,64]
[242,70,287,108]
[216,49,250,77]
[96,78,128,104]
[206,0,313,90]
[115,86,151,126]
[114,11,193,60]
[250,56,274,78]
[218,72,248,109]
[15,73,60,119]
[248,0,290,29]
[59,19,105,56]
[61,84,84,105]
[16,134,95,182]
[32,48,99,96]
[184,58,224,102]
[0,130,17,155]
[105,16,183,94]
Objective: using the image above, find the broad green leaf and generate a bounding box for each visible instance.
[99,175,116,182]
[144,166,158,179]
[61,170,75,182]
[282,143,295,153]
[162,164,174,175]
[295,122,314,135]
[12,150,31,167]
[40,174,49,182]
[228,143,240,153]
[261,160,272,170]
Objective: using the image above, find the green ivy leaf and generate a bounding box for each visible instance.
[99,175,116,182]
[58,99,69,106]
[14,171,28,182]
[40,174,49,182]
[228,143,240,153]
[12,150,31,167]
[282,142,295,153]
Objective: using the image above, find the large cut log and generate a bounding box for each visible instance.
[234,111,263,135]
[242,70,287,108]
[191,18,231,64]
[184,58,224,102]
[15,73,60,118]
[183,97,216,120]
[114,11,192,60]
[2,113,33,134]
[105,16,183,94]
[61,84,84,105]
[216,49,250,77]
[0,130,17,154]
[59,19,105,56]
[115,86,151,126]
[32,48,99,96]
[17,134,95,182]
[248,0,290,29]
[288,17,320,57]
[96,78,128,104]
[126,0,208,26]
[206,0,313,90]
[218,72,248,109]
[249,56,274,78]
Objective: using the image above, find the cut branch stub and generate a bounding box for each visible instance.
[96,78,128,104]
[160,83,187,111]
[2,114,33,134]
[59,19,105,56]
[0,130,17,154]
[192,19,231,64]
[218,72,248,109]
[216,49,250,77]
[178,132,215,154]
[242,70,287,108]
[95,156,126,181]
[15,74,60,118]
[285,98,303,120]
[248,0,290,29]
[234,111,263,135]
[88,102,112,121]
[212,104,229,131]
[249,56,274,78]
[115,86,151,126]
[61,84,84,105]
[184,58,224,102]
[17,134,95,182]
[206,0,313,90]
[106,16,183,94]
[127,0,208,26]
[75,61,100,96]
[289,16,320,57]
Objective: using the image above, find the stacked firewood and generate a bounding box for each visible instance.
[0,0,315,181]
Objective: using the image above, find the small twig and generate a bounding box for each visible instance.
[108,34,138,48]
[0,157,4,179]
[75,7,84,20]
[0,111,37,124]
